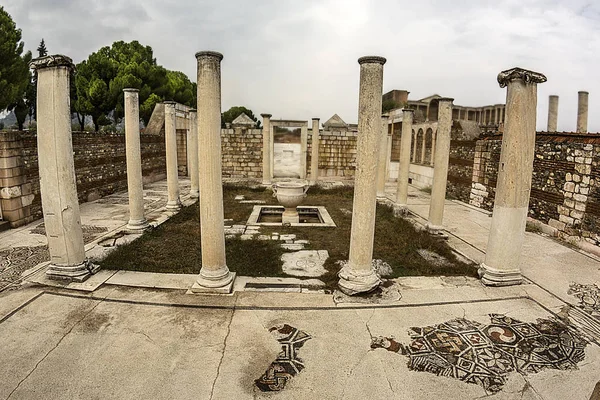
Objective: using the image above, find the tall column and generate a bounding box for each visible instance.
[376,115,389,198]
[430,130,436,166]
[188,109,199,198]
[261,114,272,185]
[385,124,393,186]
[577,91,589,133]
[480,67,547,286]
[427,98,454,233]
[164,102,181,211]
[411,130,418,162]
[310,118,320,184]
[338,55,386,295]
[123,88,150,231]
[300,124,308,179]
[191,51,235,293]
[420,128,426,164]
[30,55,95,281]
[547,95,558,132]
[396,109,414,207]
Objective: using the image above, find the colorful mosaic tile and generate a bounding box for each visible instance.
[255,324,311,392]
[371,314,587,393]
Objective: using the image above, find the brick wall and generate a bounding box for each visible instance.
[0,130,166,227]
[316,129,358,178]
[221,128,263,179]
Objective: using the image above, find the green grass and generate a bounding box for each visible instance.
[100,185,478,288]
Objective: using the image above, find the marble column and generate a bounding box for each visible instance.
[396,109,414,207]
[411,130,418,162]
[30,55,95,281]
[338,55,386,295]
[376,115,389,198]
[164,101,181,211]
[427,98,454,233]
[123,89,150,231]
[430,130,436,166]
[547,95,558,132]
[261,113,272,185]
[420,128,427,164]
[191,51,235,293]
[300,124,308,179]
[310,118,320,184]
[480,67,547,286]
[188,109,200,198]
[577,91,589,133]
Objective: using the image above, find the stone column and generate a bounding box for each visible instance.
[310,118,320,184]
[338,55,386,295]
[30,55,95,281]
[411,130,418,162]
[188,109,200,198]
[261,114,272,185]
[430,130,436,166]
[376,115,389,198]
[420,129,427,164]
[191,51,235,293]
[123,89,150,231]
[396,109,414,207]
[480,67,547,286]
[164,102,181,211]
[577,91,589,133]
[547,95,558,132]
[300,124,308,179]
[427,98,454,233]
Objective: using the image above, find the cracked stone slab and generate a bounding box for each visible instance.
[281,250,328,277]
[333,281,402,304]
[280,243,305,251]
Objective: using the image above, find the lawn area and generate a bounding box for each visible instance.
[100,184,478,289]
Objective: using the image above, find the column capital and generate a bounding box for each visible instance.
[189,108,197,113]
[358,55,386,65]
[497,67,547,88]
[311,117,320,121]
[437,97,455,103]
[260,113,272,118]
[402,108,415,114]
[195,50,223,61]
[29,54,74,71]
[578,91,589,95]
[123,88,139,93]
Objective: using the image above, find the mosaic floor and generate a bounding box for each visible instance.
[0,245,49,291]
[255,324,312,392]
[569,282,600,321]
[371,314,588,394]
[29,224,108,244]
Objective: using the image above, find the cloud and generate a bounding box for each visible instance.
[3,0,599,131]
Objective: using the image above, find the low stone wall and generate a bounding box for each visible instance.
[221,128,263,179]
[470,133,600,245]
[0,130,166,227]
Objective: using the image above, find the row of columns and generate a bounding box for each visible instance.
[547,92,589,133]
[409,130,436,165]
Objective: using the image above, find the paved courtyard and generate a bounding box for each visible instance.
[0,181,599,399]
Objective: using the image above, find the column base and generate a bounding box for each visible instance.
[166,199,181,211]
[426,223,448,238]
[189,189,199,199]
[262,179,272,186]
[478,263,523,287]
[393,204,409,217]
[376,192,387,200]
[282,210,299,224]
[190,270,236,294]
[46,259,99,282]
[126,218,150,232]
[338,265,381,296]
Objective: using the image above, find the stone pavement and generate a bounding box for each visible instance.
[0,181,599,399]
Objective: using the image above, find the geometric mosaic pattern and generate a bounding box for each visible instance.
[30,224,108,244]
[371,314,587,393]
[569,282,600,321]
[255,324,311,392]
[0,245,49,291]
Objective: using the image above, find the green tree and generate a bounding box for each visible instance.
[382,99,402,113]
[37,38,47,57]
[0,7,31,113]
[221,106,261,128]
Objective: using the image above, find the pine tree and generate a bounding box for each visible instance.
[37,38,47,57]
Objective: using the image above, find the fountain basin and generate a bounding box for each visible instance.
[272,181,309,224]
[246,205,336,227]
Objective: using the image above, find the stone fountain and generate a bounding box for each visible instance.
[272,181,309,224]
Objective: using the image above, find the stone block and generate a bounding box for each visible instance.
[0,185,21,199]
[574,156,584,164]
[563,182,575,192]
[565,172,572,181]
[580,186,590,195]
[575,201,586,211]
[0,196,23,211]
[559,214,574,225]
[575,164,591,174]
[570,210,584,220]
[20,194,35,207]
[572,174,581,183]
[573,193,587,202]
[548,218,566,231]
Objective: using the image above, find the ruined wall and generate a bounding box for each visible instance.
[0,130,166,227]
[221,128,263,179]
[315,129,358,178]
[470,133,600,245]
[447,139,477,202]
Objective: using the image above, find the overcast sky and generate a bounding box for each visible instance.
[4,0,599,131]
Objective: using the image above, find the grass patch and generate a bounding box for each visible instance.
[100,185,478,288]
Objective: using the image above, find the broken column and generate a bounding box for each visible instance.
[310,118,320,185]
[164,101,181,211]
[547,95,558,132]
[30,55,95,281]
[396,109,414,207]
[427,98,454,233]
[188,109,200,198]
[338,56,386,295]
[191,51,235,293]
[123,88,150,231]
[376,115,389,198]
[577,91,589,133]
[261,113,272,185]
[480,67,547,286]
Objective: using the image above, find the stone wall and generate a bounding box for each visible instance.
[447,139,477,202]
[314,129,358,178]
[0,130,166,227]
[470,133,600,245]
[221,128,263,179]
